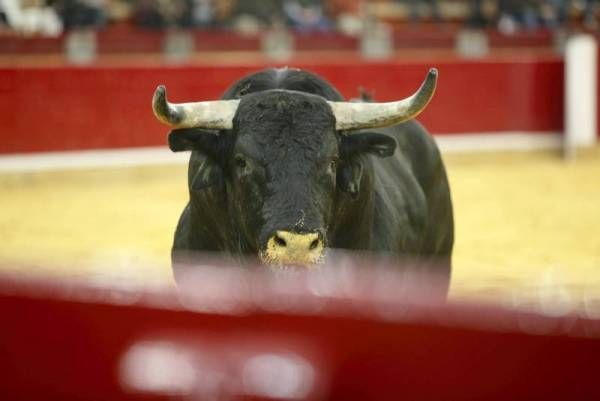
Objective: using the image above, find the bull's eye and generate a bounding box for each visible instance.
[234,155,247,169]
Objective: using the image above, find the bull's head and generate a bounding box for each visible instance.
[152,69,437,267]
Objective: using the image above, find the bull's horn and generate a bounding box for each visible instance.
[152,85,240,130]
[327,68,438,131]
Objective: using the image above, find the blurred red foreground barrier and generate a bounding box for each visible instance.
[1,264,599,401]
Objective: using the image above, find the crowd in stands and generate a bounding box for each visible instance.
[468,1,600,31]
[0,0,598,37]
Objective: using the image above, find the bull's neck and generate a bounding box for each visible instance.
[329,161,376,250]
[188,189,242,253]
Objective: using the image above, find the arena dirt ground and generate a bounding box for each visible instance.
[1,147,599,307]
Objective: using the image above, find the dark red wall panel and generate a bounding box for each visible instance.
[304,60,564,134]
[0,59,564,154]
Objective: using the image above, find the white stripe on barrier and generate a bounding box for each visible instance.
[434,131,562,153]
[0,147,189,172]
[0,132,563,173]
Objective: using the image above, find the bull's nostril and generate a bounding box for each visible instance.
[274,235,287,247]
[309,238,320,250]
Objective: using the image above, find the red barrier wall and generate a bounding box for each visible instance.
[0,58,564,153]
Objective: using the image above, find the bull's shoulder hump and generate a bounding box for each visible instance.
[379,120,445,187]
[377,121,440,160]
[221,68,344,101]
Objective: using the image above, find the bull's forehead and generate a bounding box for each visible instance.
[234,90,337,161]
[237,88,333,110]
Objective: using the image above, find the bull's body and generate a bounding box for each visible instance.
[167,68,453,290]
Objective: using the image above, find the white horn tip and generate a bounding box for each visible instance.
[153,85,166,101]
[152,85,174,125]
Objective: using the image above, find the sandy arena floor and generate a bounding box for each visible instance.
[1,147,599,305]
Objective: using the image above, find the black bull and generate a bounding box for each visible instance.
[155,68,454,291]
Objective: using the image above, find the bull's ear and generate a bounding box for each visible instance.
[340,132,396,158]
[168,128,220,154]
[169,128,226,191]
[337,133,395,199]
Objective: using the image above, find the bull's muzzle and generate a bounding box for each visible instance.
[260,230,325,267]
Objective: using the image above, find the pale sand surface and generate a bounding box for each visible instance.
[1,147,599,305]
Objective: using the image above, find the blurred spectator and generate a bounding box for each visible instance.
[212,0,234,23]
[496,0,540,33]
[403,0,441,22]
[133,0,192,29]
[106,0,132,22]
[191,0,214,27]
[582,0,600,29]
[538,0,567,28]
[0,10,7,29]
[326,0,361,16]
[231,0,280,25]
[326,0,363,35]
[468,0,497,28]
[159,0,193,27]
[57,0,106,30]
[283,0,332,31]
[0,0,63,35]
[225,0,280,33]
[132,0,162,28]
